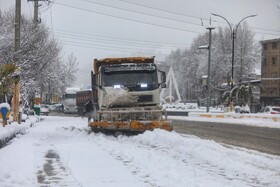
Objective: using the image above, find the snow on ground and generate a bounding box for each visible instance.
[0,116,279,187]
[0,116,280,187]
[169,114,280,129]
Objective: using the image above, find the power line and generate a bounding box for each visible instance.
[118,0,205,21]
[61,41,169,55]
[53,2,202,34]
[50,3,54,38]
[61,42,134,53]
[54,29,190,46]
[55,34,180,50]
[118,0,280,35]
[213,23,280,37]
[254,31,280,37]
[252,26,280,34]
[81,0,202,27]
[59,38,173,52]
[53,31,188,49]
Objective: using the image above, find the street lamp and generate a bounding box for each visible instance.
[211,13,257,111]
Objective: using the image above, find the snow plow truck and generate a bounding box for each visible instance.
[88,56,172,134]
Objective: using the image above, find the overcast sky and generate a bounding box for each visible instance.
[1,0,280,88]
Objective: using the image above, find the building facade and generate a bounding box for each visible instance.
[260,38,280,107]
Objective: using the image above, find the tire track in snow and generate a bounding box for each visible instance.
[34,133,82,186]
[60,127,280,187]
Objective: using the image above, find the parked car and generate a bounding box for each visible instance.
[40,104,50,116]
[23,108,35,115]
[259,106,280,114]
[49,103,63,113]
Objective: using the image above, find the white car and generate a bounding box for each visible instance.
[259,106,280,114]
[40,105,50,116]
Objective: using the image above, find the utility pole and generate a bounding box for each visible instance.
[206,27,215,113]
[34,0,39,25]
[12,0,21,123]
[28,0,46,25]
[198,27,215,113]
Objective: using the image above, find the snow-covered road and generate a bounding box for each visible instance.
[0,116,279,187]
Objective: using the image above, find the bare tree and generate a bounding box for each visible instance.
[0,9,75,105]
[63,52,79,87]
[163,22,261,103]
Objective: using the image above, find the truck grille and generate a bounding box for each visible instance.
[138,95,153,102]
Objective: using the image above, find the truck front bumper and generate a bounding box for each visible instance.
[88,120,172,132]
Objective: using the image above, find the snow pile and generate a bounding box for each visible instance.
[0,124,27,143]
[104,87,138,108]
[0,116,38,147]
[170,115,280,128]
[0,103,11,110]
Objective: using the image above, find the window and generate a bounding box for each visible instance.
[262,57,266,66]
[272,73,277,83]
[272,57,277,65]
[271,88,277,95]
[272,42,278,49]
[263,43,267,50]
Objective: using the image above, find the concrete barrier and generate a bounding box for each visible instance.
[167,111,188,116]
[189,112,280,122]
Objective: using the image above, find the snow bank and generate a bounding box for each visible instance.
[171,113,280,128]
[0,124,27,143]
[0,116,38,147]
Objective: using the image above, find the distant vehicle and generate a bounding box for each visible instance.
[76,90,92,116]
[62,87,81,114]
[259,106,280,114]
[23,108,34,115]
[235,105,250,113]
[40,104,50,116]
[49,103,63,113]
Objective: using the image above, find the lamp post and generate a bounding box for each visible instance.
[211,13,256,111]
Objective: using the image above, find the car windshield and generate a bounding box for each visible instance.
[272,107,280,112]
[101,67,158,91]
[64,93,76,99]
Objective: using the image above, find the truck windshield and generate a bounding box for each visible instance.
[102,70,159,91]
[64,93,76,99]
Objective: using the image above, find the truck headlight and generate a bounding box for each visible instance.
[113,85,121,89]
[140,83,147,88]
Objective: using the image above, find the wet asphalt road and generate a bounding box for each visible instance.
[172,120,280,156]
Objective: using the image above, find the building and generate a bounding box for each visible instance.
[260,38,280,107]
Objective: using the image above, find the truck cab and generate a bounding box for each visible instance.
[89,57,172,133]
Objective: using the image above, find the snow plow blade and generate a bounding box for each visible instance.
[88,120,172,133]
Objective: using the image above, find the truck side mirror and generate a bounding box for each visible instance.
[159,70,166,88]
[91,71,103,91]
[91,71,97,90]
